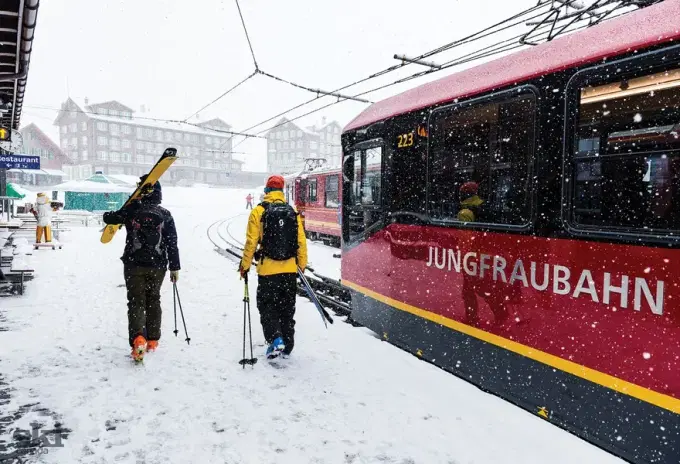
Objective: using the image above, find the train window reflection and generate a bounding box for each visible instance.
[428,92,535,225]
[572,67,680,232]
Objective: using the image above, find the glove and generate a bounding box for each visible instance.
[170,270,179,283]
[238,265,248,280]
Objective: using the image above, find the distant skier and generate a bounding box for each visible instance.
[238,175,307,359]
[245,193,253,210]
[102,176,180,362]
[31,192,53,244]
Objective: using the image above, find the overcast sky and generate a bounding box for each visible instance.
[21,0,538,171]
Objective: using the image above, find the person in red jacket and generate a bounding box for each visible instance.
[245,193,254,210]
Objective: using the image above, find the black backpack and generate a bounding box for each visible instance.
[129,204,166,266]
[259,200,298,261]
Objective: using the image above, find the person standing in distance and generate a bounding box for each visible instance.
[102,176,180,362]
[239,175,307,359]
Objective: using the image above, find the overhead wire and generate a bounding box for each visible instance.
[234,0,259,70]
[183,70,258,122]
[213,1,562,151]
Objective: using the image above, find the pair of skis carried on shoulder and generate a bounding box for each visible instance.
[100,148,178,244]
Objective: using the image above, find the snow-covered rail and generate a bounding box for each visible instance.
[206,217,352,318]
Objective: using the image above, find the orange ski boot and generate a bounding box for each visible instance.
[147,340,159,352]
[131,335,147,362]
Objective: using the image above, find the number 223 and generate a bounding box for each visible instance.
[397,132,414,148]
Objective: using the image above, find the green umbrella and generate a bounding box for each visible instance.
[6,183,26,199]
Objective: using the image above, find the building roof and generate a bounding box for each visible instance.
[53,98,234,138]
[0,0,40,131]
[345,0,680,132]
[19,123,71,163]
[265,117,324,137]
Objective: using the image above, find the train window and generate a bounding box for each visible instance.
[325,175,339,208]
[428,90,535,226]
[362,147,382,206]
[343,146,383,207]
[570,67,680,232]
[308,179,318,202]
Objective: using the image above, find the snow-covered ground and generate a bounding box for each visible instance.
[0,186,624,464]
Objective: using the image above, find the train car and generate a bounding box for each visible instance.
[293,166,343,247]
[341,2,680,463]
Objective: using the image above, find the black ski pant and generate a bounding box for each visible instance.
[124,265,166,346]
[256,273,297,354]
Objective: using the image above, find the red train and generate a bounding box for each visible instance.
[283,168,342,247]
[341,2,680,463]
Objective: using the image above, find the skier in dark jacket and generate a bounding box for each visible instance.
[102,176,180,361]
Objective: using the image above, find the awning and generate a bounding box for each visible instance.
[41,169,67,177]
[7,168,67,176]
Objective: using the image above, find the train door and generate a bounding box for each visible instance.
[342,140,384,245]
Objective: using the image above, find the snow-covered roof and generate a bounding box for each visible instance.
[56,98,233,138]
[51,179,134,193]
[107,174,141,186]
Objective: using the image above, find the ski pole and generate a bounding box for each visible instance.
[173,282,191,345]
[239,273,257,368]
[173,279,178,337]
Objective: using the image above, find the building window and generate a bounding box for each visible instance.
[283,131,289,140]
[97,136,108,146]
[283,141,289,149]
[110,152,121,163]
[146,142,154,151]
[60,126,68,134]
[175,132,182,141]
[310,141,318,150]
[206,136,212,144]
[110,139,121,149]
[122,125,131,135]
[81,136,88,145]
[136,141,145,151]
[184,133,191,142]
[69,123,77,133]
[80,121,88,131]
[122,139,131,149]
[70,137,77,146]
[122,112,132,119]
[569,65,680,233]
[97,122,108,131]
[110,124,120,135]
[165,131,172,140]
[96,151,108,161]
[110,110,119,117]
[136,154,145,164]
[428,90,535,225]
[144,128,154,138]
[137,127,144,138]
[122,153,131,163]
[156,130,163,140]
[81,150,88,161]
[297,130,302,138]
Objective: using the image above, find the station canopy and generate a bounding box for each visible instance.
[0,0,39,133]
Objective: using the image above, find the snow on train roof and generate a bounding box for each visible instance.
[344,0,680,132]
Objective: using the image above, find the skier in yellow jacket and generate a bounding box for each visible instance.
[239,175,307,359]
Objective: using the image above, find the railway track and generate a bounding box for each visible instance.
[207,216,353,320]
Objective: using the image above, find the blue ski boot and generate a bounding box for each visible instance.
[266,337,285,359]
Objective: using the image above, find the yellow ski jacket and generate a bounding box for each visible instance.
[240,190,308,276]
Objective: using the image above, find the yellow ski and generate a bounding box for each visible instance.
[100,148,178,244]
